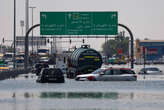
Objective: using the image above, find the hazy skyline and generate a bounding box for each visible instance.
[1,0,164,50]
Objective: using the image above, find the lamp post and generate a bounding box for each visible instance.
[29,6,36,54]
[13,0,16,69]
[20,20,24,36]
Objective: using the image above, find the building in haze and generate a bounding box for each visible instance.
[135,40,164,64]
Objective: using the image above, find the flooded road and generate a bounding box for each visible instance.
[0,64,164,110]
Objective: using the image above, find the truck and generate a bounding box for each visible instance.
[66,45,102,78]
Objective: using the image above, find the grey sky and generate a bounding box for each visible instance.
[1,0,164,50]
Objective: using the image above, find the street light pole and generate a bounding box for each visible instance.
[29,6,36,54]
[20,20,24,36]
[13,0,16,69]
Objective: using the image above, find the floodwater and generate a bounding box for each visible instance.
[0,64,164,110]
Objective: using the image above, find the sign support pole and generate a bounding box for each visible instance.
[24,24,40,70]
[118,23,134,69]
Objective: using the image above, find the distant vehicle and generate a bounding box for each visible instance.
[0,53,3,59]
[16,53,25,59]
[36,68,65,83]
[2,52,14,62]
[106,57,127,65]
[7,61,13,70]
[0,64,9,71]
[75,67,137,81]
[15,58,24,69]
[39,57,49,63]
[37,48,49,57]
[138,67,163,75]
[32,63,49,75]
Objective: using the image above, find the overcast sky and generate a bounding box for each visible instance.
[1,0,164,50]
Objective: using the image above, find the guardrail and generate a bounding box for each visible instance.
[0,69,31,80]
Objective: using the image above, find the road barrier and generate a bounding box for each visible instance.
[0,69,31,80]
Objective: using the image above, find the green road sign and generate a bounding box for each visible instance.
[40,12,118,35]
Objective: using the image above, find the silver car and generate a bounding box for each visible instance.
[75,67,137,81]
[138,67,163,75]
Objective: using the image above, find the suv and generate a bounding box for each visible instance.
[36,68,65,83]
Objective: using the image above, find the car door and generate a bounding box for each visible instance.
[97,69,113,81]
[111,69,122,81]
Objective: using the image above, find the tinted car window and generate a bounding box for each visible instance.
[16,59,24,63]
[147,68,159,71]
[121,69,135,74]
[92,68,102,74]
[42,69,51,75]
[113,69,121,75]
[104,70,112,75]
[35,64,41,68]
[140,68,145,72]
[43,64,49,68]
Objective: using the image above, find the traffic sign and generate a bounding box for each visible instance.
[40,12,118,35]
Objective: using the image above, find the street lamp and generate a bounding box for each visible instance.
[20,20,24,36]
[29,6,36,54]
[13,0,16,69]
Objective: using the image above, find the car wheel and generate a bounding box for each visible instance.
[75,77,80,81]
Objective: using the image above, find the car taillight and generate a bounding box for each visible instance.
[87,76,95,81]
[133,75,137,78]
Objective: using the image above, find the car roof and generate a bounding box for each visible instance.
[145,67,159,69]
[104,67,132,70]
[141,67,159,70]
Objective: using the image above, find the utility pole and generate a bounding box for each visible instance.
[29,6,36,54]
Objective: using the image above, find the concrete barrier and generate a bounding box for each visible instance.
[0,69,31,80]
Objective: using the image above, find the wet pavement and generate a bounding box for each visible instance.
[0,64,164,110]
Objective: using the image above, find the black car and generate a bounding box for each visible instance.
[32,63,49,75]
[36,68,65,83]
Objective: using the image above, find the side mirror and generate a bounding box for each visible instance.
[139,71,145,74]
[99,72,104,75]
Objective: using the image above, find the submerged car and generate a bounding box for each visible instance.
[32,63,49,75]
[36,68,65,83]
[138,67,163,75]
[75,67,137,81]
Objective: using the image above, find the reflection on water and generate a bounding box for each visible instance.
[40,92,118,99]
[2,91,164,100]
[1,91,164,110]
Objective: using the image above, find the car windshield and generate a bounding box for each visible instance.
[92,68,102,74]
[38,49,49,53]
[3,54,12,58]
[146,68,159,71]
[16,59,24,63]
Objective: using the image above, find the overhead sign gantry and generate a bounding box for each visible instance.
[40,11,118,35]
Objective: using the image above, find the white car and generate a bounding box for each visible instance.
[138,67,163,75]
[75,67,137,81]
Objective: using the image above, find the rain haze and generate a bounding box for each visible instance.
[1,0,164,50]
